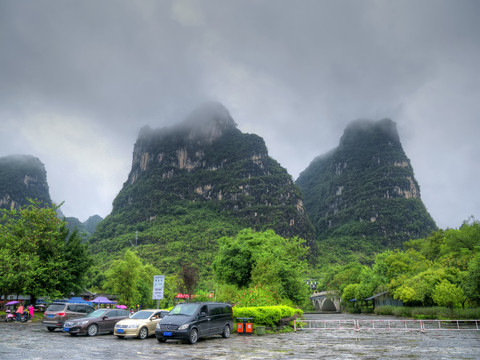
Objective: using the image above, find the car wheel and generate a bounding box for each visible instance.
[188,328,198,344]
[138,327,148,340]
[157,337,166,343]
[221,324,231,338]
[87,324,99,336]
[47,327,55,332]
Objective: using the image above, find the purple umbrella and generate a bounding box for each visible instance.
[5,301,20,306]
[90,296,117,304]
[115,305,127,309]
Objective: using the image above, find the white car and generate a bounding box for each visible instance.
[114,309,169,339]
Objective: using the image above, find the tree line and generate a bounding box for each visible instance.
[320,217,480,309]
[2,201,478,312]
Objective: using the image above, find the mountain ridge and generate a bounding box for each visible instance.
[296,118,437,256]
[0,154,52,210]
[90,104,316,270]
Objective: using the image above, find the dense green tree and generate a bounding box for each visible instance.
[355,266,383,305]
[179,263,200,300]
[392,268,446,306]
[464,254,480,305]
[104,249,151,307]
[0,201,92,304]
[341,283,360,303]
[321,260,363,292]
[103,249,175,308]
[212,229,310,306]
[432,280,464,309]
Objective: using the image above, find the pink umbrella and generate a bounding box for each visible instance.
[116,305,127,309]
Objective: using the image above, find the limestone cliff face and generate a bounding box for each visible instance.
[0,155,52,210]
[296,119,437,249]
[92,103,315,258]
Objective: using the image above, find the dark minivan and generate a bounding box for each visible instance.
[155,302,233,344]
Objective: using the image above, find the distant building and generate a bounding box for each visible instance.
[365,291,403,308]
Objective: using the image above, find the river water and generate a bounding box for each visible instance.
[1,313,478,359]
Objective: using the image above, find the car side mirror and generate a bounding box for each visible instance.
[199,312,206,318]
[102,315,108,320]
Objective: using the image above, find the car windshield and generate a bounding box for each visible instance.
[46,304,65,312]
[169,303,199,316]
[86,309,108,318]
[130,311,154,319]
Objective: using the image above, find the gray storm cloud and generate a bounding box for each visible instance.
[0,0,478,228]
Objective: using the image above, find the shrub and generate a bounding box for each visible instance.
[231,283,284,307]
[392,307,412,318]
[453,308,480,319]
[410,307,438,319]
[373,306,480,320]
[233,305,303,328]
[374,306,395,316]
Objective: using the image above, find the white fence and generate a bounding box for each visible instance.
[294,319,480,332]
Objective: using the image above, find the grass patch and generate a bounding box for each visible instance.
[374,306,480,319]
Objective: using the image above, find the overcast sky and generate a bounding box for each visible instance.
[1,0,478,229]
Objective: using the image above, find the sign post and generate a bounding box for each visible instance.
[152,275,165,309]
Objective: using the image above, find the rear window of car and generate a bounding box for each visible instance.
[117,310,130,317]
[77,305,94,313]
[87,309,109,318]
[209,304,231,315]
[46,304,66,312]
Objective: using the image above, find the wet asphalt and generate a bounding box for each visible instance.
[1,313,479,359]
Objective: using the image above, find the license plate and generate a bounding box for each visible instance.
[117,329,124,333]
[47,314,54,318]
[163,331,172,336]
[63,328,69,332]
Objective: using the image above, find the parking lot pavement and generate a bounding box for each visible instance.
[1,315,479,359]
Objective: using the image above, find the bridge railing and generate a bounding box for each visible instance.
[294,319,480,332]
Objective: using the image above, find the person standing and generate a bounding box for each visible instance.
[16,304,24,321]
[28,305,34,320]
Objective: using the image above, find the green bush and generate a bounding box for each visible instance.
[410,307,438,319]
[373,306,480,320]
[233,305,303,328]
[374,305,395,315]
[392,307,412,318]
[454,308,480,319]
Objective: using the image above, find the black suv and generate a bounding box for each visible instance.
[155,302,233,344]
[42,302,95,331]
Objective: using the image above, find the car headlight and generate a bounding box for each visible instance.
[127,324,139,329]
[79,321,89,325]
[178,323,189,330]
[156,323,161,329]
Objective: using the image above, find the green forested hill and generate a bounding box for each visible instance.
[296,119,437,262]
[90,103,315,272]
[0,154,52,209]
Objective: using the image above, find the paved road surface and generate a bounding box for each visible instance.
[1,313,478,359]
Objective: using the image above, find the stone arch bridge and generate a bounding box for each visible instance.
[310,291,341,312]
